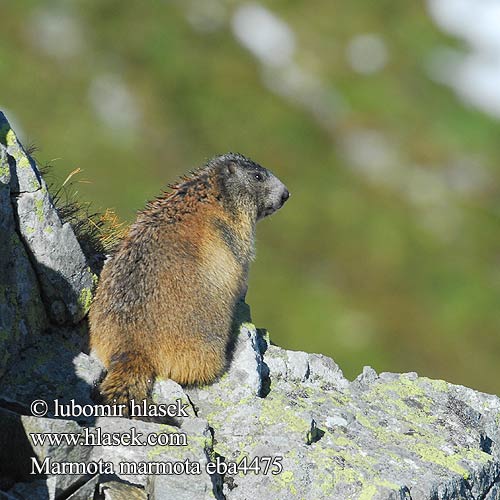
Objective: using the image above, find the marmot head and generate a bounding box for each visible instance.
[210,153,290,220]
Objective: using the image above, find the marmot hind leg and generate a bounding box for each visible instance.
[97,352,155,417]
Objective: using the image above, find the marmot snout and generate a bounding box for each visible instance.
[89,153,289,410]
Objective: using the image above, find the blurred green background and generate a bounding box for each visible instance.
[1,1,499,393]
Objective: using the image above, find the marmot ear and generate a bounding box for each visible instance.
[227,162,236,175]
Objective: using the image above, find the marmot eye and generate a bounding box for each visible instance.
[254,172,264,181]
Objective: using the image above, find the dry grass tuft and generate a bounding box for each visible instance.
[39,162,128,273]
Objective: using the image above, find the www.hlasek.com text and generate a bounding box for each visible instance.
[30,426,187,448]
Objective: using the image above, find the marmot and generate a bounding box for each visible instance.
[89,153,289,409]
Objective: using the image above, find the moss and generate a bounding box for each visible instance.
[18,155,31,169]
[30,177,40,191]
[355,412,390,442]
[0,162,9,178]
[34,197,44,222]
[358,484,378,500]
[273,470,297,496]
[211,431,258,463]
[335,467,359,484]
[78,287,93,315]
[427,378,449,393]
[234,449,250,468]
[462,448,494,465]
[5,129,16,147]
[321,448,375,493]
[259,393,313,436]
[375,478,399,489]
[334,435,356,448]
[4,129,31,171]
[412,443,469,478]
[362,376,437,429]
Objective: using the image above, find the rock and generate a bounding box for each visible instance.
[1,112,500,499]
[7,478,57,500]
[73,351,105,389]
[89,415,215,491]
[0,111,95,326]
[178,327,500,499]
[98,480,147,500]
[153,379,194,418]
[65,476,100,500]
[146,415,223,500]
[0,134,47,378]
[22,415,94,495]
[0,326,96,414]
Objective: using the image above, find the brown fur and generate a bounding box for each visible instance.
[89,154,288,410]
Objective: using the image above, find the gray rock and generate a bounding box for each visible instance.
[98,480,147,500]
[148,416,223,500]
[485,483,500,500]
[178,327,500,500]
[0,111,95,326]
[66,476,99,500]
[88,415,219,499]
[6,478,57,500]
[0,326,96,412]
[0,134,47,378]
[22,415,94,495]
[73,351,105,389]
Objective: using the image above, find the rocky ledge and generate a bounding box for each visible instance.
[0,111,499,500]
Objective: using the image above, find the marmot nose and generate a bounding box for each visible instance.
[281,189,290,204]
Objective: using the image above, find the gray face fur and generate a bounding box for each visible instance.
[212,153,290,220]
